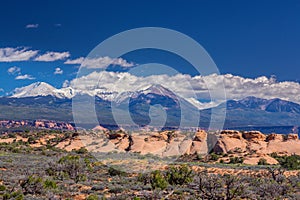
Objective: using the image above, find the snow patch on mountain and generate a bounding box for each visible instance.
[12,82,62,98]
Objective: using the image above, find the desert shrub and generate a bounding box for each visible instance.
[229,156,244,164]
[86,194,99,200]
[276,154,300,170]
[258,158,268,165]
[233,147,243,153]
[109,186,124,194]
[0,184,6,191]
[166,164,193,185]
[27,136,36,144]
[46,154,89,183]
[58,155,88,182]
[108,167,127,176]
[74,147,88,154]
[209,152,219,161]
[43,179,57,190]
[137,173,150,185]
[196,173,224,199]
[20,175,43,195]
[271,153,300,169]
[91,185,106,191]
[267,167,286,183]
[8,133,16,138]
[196,173,247,200]
[249,177,290,199]
[2,191,24,200]
[150,170,168,190]
[270,152,278,158]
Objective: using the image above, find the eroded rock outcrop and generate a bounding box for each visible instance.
[285,134,299,141]
[213,130,247,154]
[242,131,266,141]
[3,128,299,166]
[266,133,284,142]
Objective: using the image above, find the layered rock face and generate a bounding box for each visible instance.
[78,130,209,157]
[76,129,300,164]
[3,127,298,165]
[213,130,300,164]
[213,130,300,155]
[0,120,74,131]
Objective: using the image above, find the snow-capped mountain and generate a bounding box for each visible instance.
[132,84,179,99]
[9,81,300,115]
[3,81,300,128]
[10,82,185,106]
[11,82,65,98]
[12,82,81,99]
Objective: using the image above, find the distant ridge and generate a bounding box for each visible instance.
[2,81,300,128]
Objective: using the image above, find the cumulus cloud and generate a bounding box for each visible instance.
[69,71,300,109]
[64,57,84,64]
[0,47,38,62]
[54,67,63,75]
[34,51,70,62]
[15,74,35,80]
[25,24,39,29]
[62,80,70,87]
[7,66,35,80]
[64,56,134,69]
[7,66,21,75]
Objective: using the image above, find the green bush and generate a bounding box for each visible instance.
[150,170,168,190]
[108,167,127,176]
[74,147,88,154]
[43,179,57,190]
[258,158,269,165]
[271,153,300,169]
[27,136,36,144]
[20,175,43,195]
[86,194,99,200]
[46,154,90,183]
[109,186,124,194]
[166,164,194,185]
[209,153,220,161]
[229,157,244,164]
[3,191,24,200]
[276,154,300,170]
[0,184,6,191]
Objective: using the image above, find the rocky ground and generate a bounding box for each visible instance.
[0,129,300,199]
[2,128,299,166]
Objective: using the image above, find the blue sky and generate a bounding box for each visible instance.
[1,0,300,94]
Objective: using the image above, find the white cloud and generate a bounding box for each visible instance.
[0,47,38,62]
[7,66,36,81]
[64,56,134,69]
[7,66,21,75]
[69,71,300,109]
[0,88,4,92]
[62,80,70,87]
[54,67,63,75]
[25,24,39,29]
[35,51,70,62]
[64,57,84,64]
[15,74,35,80]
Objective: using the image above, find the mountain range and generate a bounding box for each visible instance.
[1,82,300,129]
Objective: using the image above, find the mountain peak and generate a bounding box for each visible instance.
[142,84,178,99]
[12,82,58,98]
[227,96,300,114]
